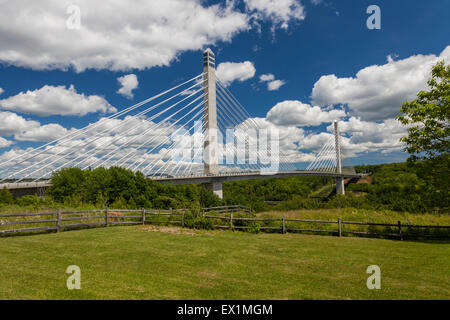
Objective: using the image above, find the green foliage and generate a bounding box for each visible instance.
[47,166,221,210]
[395,61,450,212]
[183,212,213,230]
[0,187,14,205]
[397,60,449,161]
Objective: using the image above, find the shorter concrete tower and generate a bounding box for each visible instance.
[334,120,345,195]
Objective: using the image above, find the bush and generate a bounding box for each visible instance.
[0,187,14,205]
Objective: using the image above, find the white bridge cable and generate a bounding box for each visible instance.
[14,85,205,182]
[165,119,207,177]
[306,135,337,172]
[309,141,333,171]
[111,97,207,171]
[217,99,281,173]
[216,110,255,173]
[317,140,336,172]
[1,76,204,181]
[216,101,262,173]
[216,81,295,171]
[173,119,209,177]
[216,86,293,172]
[30,87,206,181]
[137,100,208,175]
[79,92,206,172]
[178,119,210,177]
[216,102,255,172]
[145,112,207,177]
[307,140,332,171]
[125,102,207,174]
[216,92,272,172]
[0,73,204,175]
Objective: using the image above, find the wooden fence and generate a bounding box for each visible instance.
[1,206,450,240]
[202,204,251,214]
[203,215,450,240]
[0,208,187,235]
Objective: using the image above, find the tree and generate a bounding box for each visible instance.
[397,60,449,211]
[0,187,14,205]
[396,60,449,161]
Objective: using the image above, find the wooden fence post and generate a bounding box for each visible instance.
[142,208,145,225]
[282,217,286,234]
[230,213,233,231]
[182,211,185,228]
[57,208,61,233]
[105,207,109,227]
[398,221,403,240]
[338,218,342,237]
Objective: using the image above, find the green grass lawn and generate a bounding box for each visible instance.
[0,225,449,300]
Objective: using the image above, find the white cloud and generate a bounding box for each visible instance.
[14,123,68,142]
[117,74,139,99]
[267,79,286,91]
[216,61,256,86]
[244,0,306,29]
[0,88,4,95]
[0,111,40,137]
[259,73,286,91]
[266,100,346,126]
[0,1,249,72]
[0,84,116,116]
[259,73,275,81]
[328,117,407,155]
[310,0,322,5]
[0,137,13,148]
[311,46,450,120]
[0,111,69,142]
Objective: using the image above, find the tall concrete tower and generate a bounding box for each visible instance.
[203,48,219,175]
[202,49,222,198]
[334,120,345,195]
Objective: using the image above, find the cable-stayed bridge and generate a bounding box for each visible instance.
[0,49,363,198]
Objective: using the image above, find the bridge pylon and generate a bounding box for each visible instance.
[334,120,345,195]
[202,48,222,199]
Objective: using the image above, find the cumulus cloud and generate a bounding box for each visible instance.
[0,88,4,95]
[244,0,306,29]
[328,117,407,154]
[266,100,346,126]
[14,123,68,142]
[117,74,139,99]
[267,80,286,91]
[259,74,275,82]
[0,111,68,142]
[216,61,256,86]
[259,73,286,91]
[0,0,249,72]
[0,137,13,148]
[311,46,450,120]
[0,85,116,116]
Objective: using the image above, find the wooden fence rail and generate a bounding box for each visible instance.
[1,207,450,240]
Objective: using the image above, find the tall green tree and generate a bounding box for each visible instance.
[397,60,449,161]
[397,60,449,211]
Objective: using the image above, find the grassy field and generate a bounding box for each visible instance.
[257,208,450,225]
[0,225,449,300]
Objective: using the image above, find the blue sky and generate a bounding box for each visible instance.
[0,0,449,173]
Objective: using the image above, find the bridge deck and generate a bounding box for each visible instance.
[0,171,364,190]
